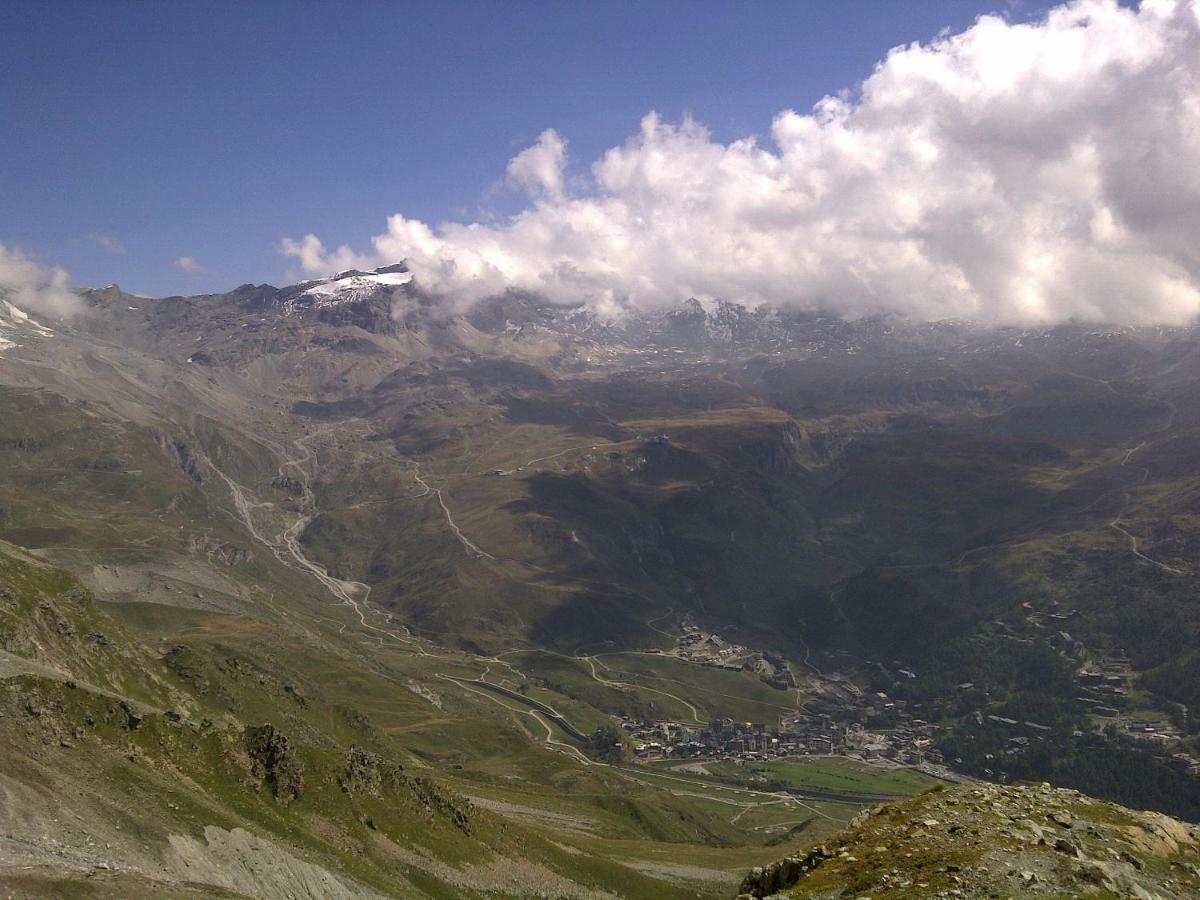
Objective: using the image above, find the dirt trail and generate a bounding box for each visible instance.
[585,655,706,724]
[201,431,428,654]
[1106,432,1186,575]
[409,463,495,560]
[202,427,796,764]
[515,439,625,472]
[609,766,841,823]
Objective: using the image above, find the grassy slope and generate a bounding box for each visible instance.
[3,540,823,897]
[688,758,938,796]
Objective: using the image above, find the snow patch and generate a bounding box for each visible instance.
[0,298,55,355]
[288,268,412,312]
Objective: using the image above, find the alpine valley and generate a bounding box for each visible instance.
[3,266,1200,898]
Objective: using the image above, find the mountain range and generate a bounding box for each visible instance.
[3,265,1200,897]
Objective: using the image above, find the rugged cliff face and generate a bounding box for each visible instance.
[738,782,1200,899]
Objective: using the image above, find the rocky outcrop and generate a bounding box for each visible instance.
[737,782,1200,899]
[660,298,784,348]
[214,544,251,566]
[158,435,205,484]
[738,845,835,897]
[338,745,401,798]
[270,475,304,496]
[337,745,473,835]
[406,775,473,836]
[245,724,304,804]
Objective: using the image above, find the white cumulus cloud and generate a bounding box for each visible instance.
[0,243,81,318]
[89,233,126,254]
[506,129,568,201]
[280,0,1200,325]
[276,235,371,279]
[175,255,206,273]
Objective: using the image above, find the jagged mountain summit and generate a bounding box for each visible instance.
[288,263,414,311]
[57,262,1188,358]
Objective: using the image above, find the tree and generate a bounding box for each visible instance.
[586,724,626,762]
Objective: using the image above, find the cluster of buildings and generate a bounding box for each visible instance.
[622,619,954,767]
[676,629,748,668]
[674,624,798,690]
[1074,648,1133,717]
[621,604,1198,784]
[840,720,946,767]
[1169,752,1200,778]
[623,716,829,760]
[998,611,1200,778]
[1118,718,1187,750]
[622,656,945,769]
[804,676,949,768]
[970,712,1054,763]
[623,719,769,759]
[622,709,947,768]
[1070,649,1199,775]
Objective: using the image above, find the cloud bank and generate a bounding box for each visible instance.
[0,243,80,318]
[281,0,1200,325]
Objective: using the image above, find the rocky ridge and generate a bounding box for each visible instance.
[738,782,1200,899]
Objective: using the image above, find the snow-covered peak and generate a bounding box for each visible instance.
[0,298,54,356]
[287,265,412,312]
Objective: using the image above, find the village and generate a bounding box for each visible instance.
[622,708,948,771]
[998,601,1200,778]
[673,621,798,690]
[617,610,1200,783]
[621,619,952,776]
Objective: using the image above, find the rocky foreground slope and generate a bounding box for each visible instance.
[738,782,1200,899]
[0,540,659,898]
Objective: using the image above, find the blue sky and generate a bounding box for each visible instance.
[0,0,1048,297]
